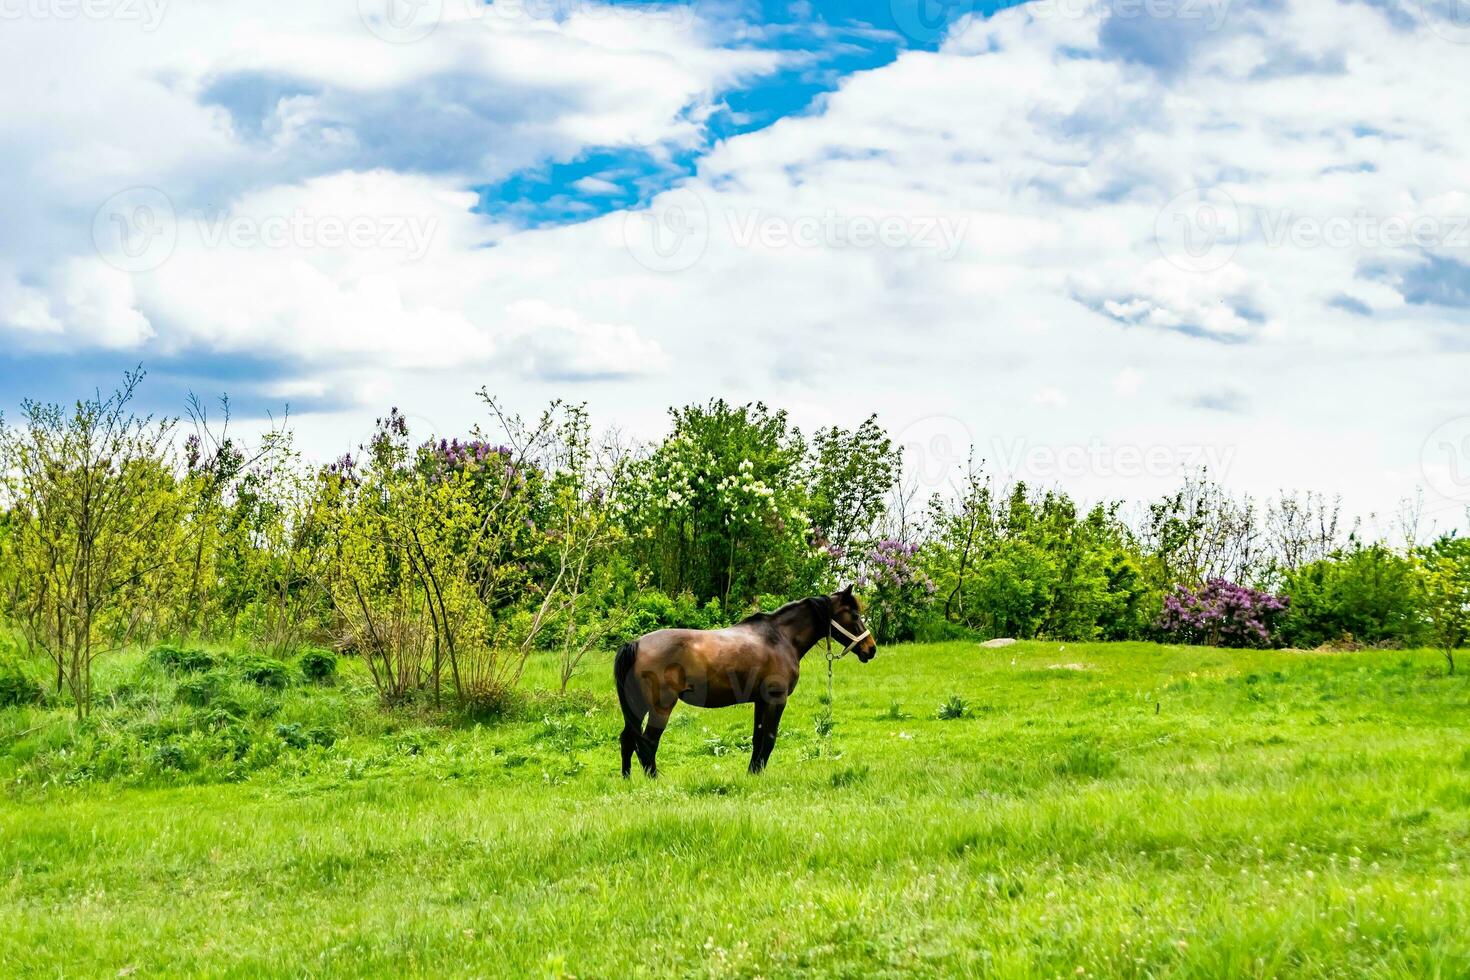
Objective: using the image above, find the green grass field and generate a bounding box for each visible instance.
[2,640,1468,977]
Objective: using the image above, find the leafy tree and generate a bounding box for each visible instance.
[923,478,1157,641]
[806,415,900,571]
[1138,470,1261,588]
[620,401,819,608]
[1419,537,1470,675]
[0,372,186,717]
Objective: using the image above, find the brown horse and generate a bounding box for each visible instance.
[613,586,878,777]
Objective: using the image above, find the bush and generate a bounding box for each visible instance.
[174,675,219,708]
[912,612,977,644]
[936,694,969,720]
[0,657,43,708]
[1280,545,1425,648]
[1157,579,1288,649]
[238,655,290,690]
[273,723,334,749]
[150,743,189,772]
[619,589,725,641]
[149,645,216,674]
[298,649,338,684]
[861,539,935,644]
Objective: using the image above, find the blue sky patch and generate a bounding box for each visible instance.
[473,0,1016,227]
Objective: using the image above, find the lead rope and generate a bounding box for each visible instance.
[825,625,838,707]
[823,619,869,716]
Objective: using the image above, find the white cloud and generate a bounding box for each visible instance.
[502,299,671,381]
[1032,387,1070,409]
[3,0,1469,531]
[1113,368,1145,397]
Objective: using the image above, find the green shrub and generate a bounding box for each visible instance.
[619,589,726,641]
[274,725,339,758]
[276,722,338,749]
[274,723,311,749]
[238,656,290,690]
[1280,545,1425,648]
[201,706,241,730]
[150,743,189,772]
[880,700,909,720]
[297,649,338,684]
[912,612,977,644]
[936,694,969,720]
[149,645,216,674]
[174,675,218,708]
[148,645,184,670]
[0,657,43,708]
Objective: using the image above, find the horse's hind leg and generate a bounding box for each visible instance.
[640,705,671,777]
[620,717,644,778]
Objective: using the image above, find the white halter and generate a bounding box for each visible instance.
[827,618,872,658]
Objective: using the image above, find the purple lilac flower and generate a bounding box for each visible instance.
[1157,579,1289,649]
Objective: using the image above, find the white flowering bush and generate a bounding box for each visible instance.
[619,401,823,607]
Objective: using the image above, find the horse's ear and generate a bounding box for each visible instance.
[840,583,854,598]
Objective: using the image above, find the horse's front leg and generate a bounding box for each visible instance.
[754,698,787,772]
[748,700,768,774]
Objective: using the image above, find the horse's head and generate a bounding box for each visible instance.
[831,585,878,662]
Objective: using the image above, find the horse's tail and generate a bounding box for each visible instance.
[615,639,648,777]
[614,640,640,726]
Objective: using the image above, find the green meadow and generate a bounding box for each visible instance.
[2,640,1468,977]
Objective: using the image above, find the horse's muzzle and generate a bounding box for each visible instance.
[856,647,877,663]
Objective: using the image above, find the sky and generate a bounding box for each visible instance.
[1,0,1469,536]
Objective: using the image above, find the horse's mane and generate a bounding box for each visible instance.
[735,595,829,633]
